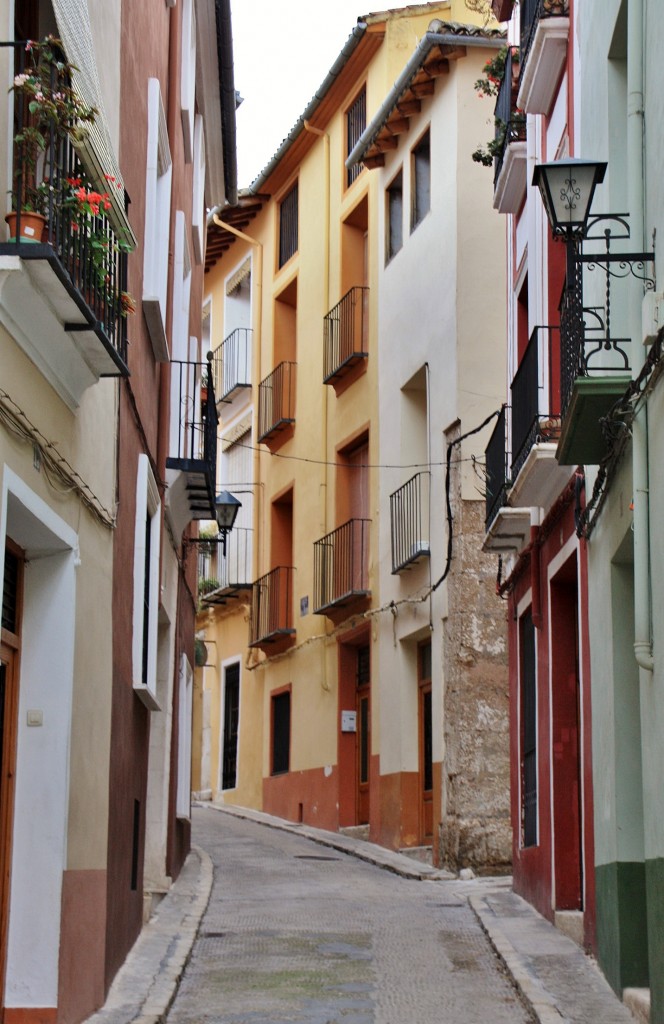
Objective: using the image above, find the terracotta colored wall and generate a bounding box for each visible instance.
[57,870,106,1024]
[263,767,340,829]
[509,497,596,949]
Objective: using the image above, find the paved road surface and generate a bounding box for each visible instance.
[166,807,534,1024]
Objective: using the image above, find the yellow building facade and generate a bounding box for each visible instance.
[196,0,511,869]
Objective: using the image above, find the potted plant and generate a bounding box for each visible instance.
[7,36,97,241]
[471,46,523,168]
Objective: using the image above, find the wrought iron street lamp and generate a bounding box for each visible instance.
[532,159,606,237]
[532,158,655,421]
[214,490,242,555]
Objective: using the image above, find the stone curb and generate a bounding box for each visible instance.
[83,845,214,1024]
[469,893,569,1024]
[199,800,456,881]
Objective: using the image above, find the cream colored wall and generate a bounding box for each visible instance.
[1,325,115,869]
[454,55,508,500]
[196,603,264,808]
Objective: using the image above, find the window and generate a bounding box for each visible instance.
[346,87,366,187]
[180,0,196,162]
[176,655,193,818]
[411,129,431,230]
[192,114,206,265]
[271,690,291,775]
[386,171,403,262]
[143,79,173,361]
[132,454,161,709]
[521,610,537,847]
[278,182,298,268]
[222,663,240,790]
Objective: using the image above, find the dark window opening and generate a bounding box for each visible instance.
[2,548,19,635]
[279,182,298,268]
[386,171,403,261]
[411,130,431,230]
[346,87,366,187]
[271,690,291,775]
[131,799,140,891]
[141,513,151,686]
[222,663,240,790]
[521,610,537,847]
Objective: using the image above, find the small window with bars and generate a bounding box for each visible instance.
[346,87,366,187]
[278,182,298,268]
[2,546,21,636]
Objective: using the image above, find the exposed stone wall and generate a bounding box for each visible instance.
[440,458,511,873]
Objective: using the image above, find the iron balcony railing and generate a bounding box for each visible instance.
[485,405,509,529]
[166,358,218,519]
[249,566,295,646]
[2,41,129,369]
[197,528,253,603]
[323,286,369,383]
[390,472,430,574]
[520,0,569,75]
[510,327,560,482]
[211,327,252,402]
[493,46,526,187]
[258,361,296,442]
[313,518,371,614]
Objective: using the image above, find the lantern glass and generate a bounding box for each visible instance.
[532,160,606,236]
[215,490,241,531]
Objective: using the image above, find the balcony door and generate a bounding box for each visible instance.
[347,441,368,593]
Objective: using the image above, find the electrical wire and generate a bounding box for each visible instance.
[0,389,116,530]
[431,406,504,593]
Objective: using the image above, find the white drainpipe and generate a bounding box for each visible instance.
[628,0,653,673]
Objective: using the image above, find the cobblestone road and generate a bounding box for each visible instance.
[166,808,534,1024]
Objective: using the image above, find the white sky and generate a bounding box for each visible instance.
[230,0,369,187]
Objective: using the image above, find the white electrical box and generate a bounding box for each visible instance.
[341,710,357,733]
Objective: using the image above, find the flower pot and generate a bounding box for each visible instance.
[5,211,46,243]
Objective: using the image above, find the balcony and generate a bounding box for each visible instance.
[313,518,371,622]
[0,57,130,409]
[197,528,252,606]
[390,472,430,574]
[518,0,570,116]
[508,327,571,511]
[249,566,295,653]
[556,231,634,466]
[493,47,527,215]
[485,405,509,531]
[323,286,369,385]
[257,361,296,446]
[211,327,252,402]
[165,360,218,538]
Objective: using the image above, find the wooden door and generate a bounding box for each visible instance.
[356,644,370,824]
[419,642,433,843]
[0,543,22,1014]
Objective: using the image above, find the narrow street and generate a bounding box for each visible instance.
[166,807,534,1024]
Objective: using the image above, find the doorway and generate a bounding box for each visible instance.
[418,641,433,843]
[0,543,22,1011]
[550,556,583,909]
[222,663,240,791]
[356,644,370,825]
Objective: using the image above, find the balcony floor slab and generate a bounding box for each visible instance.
[508,443,574,516]
[483,507,531,553]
